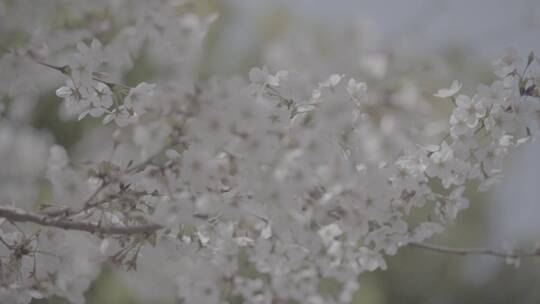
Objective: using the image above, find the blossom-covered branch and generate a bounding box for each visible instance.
[0,206,162,235]
[2,0,540,303]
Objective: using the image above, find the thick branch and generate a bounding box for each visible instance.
[0,206,162,235]
[409,242,540,259]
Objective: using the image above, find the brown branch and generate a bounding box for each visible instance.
[409,242,540,259]
[0,206,162,235]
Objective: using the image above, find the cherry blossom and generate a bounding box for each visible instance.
[434,80,462,98]
[1,1,540,303]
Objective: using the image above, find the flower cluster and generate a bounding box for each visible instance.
[0,1,540,303]
[54,38,157,126]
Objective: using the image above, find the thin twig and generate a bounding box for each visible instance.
[0,207,162,235]
[35,61,68,73]
[82,182,108,209]
[409,242,540,259]
[42,142,177,218]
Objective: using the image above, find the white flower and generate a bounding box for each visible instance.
[508,95,540,136]
[320,74,343,88]
[90,82,113,109]
[356,247,387,271]
[449,114,470,138]
[318,223,343,245]
[77,82,115,120]
[56,79,91,108]
[165,149,182,160]
[437,186,470,222]
[425,141,454,183]
[124,82,155,116]
[434,80,462,98]
[347,78,367,101]
[389,157,424,191]
[74,38,104,73]
[492,48,523,78]
[476,80,507,107]
[450,132,478,159]
[484,105,516,138]
[474,142,507,174]
[78,107,108,120]
[103,106,132,127]
[248,66,288,87]
[248,66,270,85]
[410,222,444,242]
[452,94,486,128]
[56,84,76,100]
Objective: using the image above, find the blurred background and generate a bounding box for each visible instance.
[28,0,540,303]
